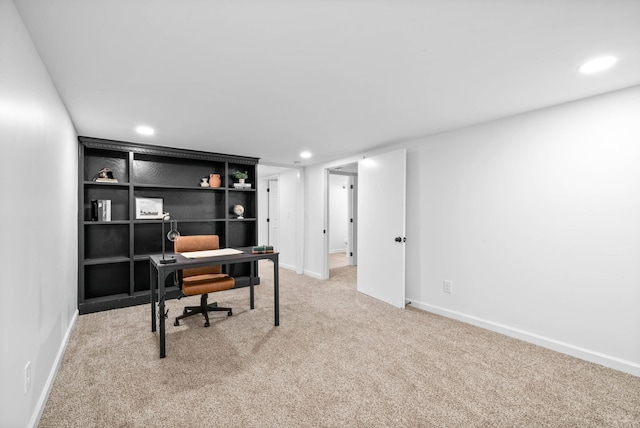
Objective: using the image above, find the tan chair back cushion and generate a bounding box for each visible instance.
[174,235,222,277]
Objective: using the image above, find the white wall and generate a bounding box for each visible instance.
[258,169,304,273]
[278,169,303,271]
[257,177,270,246]
[303,166,325,278]
[329,174,349,253]
[304,86,640,375]
[405,86,640,375]
[0,1,78,426]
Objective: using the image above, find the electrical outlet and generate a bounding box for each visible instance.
[24,361,31,394]
[443,280,452,294]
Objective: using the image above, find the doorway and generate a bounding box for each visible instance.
[326,162,358,278]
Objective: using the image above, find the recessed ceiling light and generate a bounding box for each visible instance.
[579,56,618,74]
[136,125,155,136]
[300,151,312,159]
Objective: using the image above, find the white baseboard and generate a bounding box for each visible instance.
[279,262,297,271]
[303,269,324,279]
[29,309,79,428]
[276,262,304,274]
[408,300,640,377]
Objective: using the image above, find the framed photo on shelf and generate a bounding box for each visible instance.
[135,197,164,219]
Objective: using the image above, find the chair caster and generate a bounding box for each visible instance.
[174,320,180,326]
[228,310,233,316]
[204,321,210,327]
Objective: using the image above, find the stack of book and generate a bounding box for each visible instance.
[233,182,252,189]
[91,199,112,221]
[251,245,274,254]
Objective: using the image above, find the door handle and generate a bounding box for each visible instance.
[394,237,407,243]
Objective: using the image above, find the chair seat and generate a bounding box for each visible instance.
[182,274,235,296]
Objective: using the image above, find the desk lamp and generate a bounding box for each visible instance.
[160,212,180,264]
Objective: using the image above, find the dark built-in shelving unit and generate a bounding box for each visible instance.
[78,136,259,314]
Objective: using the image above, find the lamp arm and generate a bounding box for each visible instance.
[161,217,166,261]
[159,212,177,264]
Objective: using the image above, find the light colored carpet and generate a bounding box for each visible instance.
[39,262,640,427]
[329,252,349,270]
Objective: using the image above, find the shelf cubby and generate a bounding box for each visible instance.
[84,147,129,183]
[132,154,226,188]
[134,187,226,220]
[85,262,130,299]
[84,223,129,259]
[84,185,129,221]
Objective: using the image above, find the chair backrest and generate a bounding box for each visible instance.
[174,235,222,277]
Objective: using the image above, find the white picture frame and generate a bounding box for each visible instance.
[135,197,164,219]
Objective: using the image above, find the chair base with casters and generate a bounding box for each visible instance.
[174,293,233,327]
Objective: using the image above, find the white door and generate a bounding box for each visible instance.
[357,149,406,308]
[268,179,279,249]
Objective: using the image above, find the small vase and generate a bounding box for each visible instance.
[239,178,245,185]
[209,173,221,188]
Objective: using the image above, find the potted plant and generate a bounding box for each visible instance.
[232,170,249,185]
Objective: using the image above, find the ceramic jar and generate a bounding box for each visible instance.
[209,173,221,188]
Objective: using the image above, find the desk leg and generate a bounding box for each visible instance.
[249,261,255,310]
[274,254,279,326]
[150,266,157,332]
[159,272,166,359]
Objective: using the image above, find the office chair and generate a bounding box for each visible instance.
[173,235,235,327]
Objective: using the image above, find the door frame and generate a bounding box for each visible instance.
[267,178,279,248]
[324,166,358,279]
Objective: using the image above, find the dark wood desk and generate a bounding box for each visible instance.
[149,248,279,358]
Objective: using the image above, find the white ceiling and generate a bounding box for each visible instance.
[14,0,640,166]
